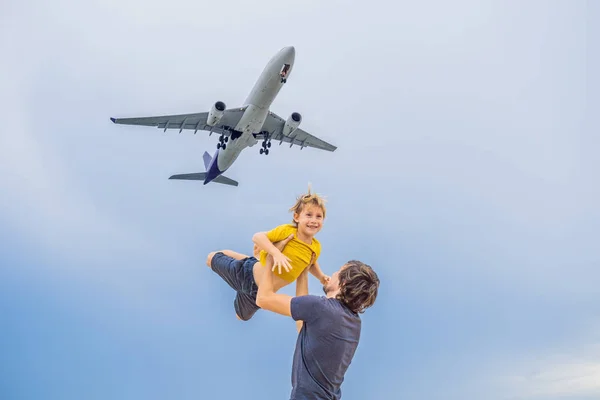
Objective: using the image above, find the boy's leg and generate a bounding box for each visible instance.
[207,251,256,292]
[234,292,260,321]
[206,250,249,267]
[208,251,261,320]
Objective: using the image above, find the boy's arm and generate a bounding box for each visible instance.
[255,233,293,258]
[309,260,330,285]
[254,233,296,316]
[252,231,293,273]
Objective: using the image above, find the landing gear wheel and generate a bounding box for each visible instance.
[224,136,229,143]
[259,138,272,155]
[217,142,222,149]
[222,144,226,150]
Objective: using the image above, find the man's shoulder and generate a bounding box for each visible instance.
[292,295,359,315]
[322,298,363,326]
[291,294,325,321]
[292,294,325,304]
[292,296,361,332]
[291,294,331,310]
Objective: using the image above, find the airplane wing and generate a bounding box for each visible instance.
[259,112,337,152]
[110,107,247,137]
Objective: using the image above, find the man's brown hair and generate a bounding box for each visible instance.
[336,260,379,314]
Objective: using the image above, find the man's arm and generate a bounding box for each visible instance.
[257,265,325,326]
[254,233,296,316]
[256,253,294,317]
[294,269,309,332]
[256,234,323,325]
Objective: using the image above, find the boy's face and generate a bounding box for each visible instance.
[294,204,324,237]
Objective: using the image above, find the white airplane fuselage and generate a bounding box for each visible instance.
[204,46,295,184]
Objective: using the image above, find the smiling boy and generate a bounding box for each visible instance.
[206,187,329,321]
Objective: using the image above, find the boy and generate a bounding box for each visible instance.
[206,187,329,321]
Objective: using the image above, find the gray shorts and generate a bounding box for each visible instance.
[210,252,260,321]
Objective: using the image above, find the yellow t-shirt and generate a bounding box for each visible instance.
[259,224,321,283]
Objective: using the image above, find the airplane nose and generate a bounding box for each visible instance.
[284,46,295,61]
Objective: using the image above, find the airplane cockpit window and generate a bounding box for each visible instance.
[280,64,290,78]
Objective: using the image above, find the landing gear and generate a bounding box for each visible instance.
[217,134,228,150]
[281,78,287,83]
[260,138,271,155]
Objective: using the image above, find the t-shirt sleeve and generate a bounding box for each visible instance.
[313,240,322,262]
[291,295,327,323]
[265,224,295,242]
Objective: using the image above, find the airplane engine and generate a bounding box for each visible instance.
[283,112,302,136]
[206,101,226,126]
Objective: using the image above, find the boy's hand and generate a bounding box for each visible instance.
[320,274,331,285]
[272,252,292,274]
[272,234,294,274]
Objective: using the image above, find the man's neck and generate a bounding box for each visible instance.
[325,289,340,299]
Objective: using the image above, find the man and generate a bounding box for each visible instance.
[256,235,380,400]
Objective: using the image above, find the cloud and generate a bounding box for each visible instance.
[494,342,600,399]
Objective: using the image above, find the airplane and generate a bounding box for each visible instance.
[110,46,337,187]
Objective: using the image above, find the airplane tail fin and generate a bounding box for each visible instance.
[168,151,239,186]
[202,151,211,170]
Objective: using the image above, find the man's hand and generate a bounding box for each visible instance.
[273,234,294,252]
[253,244,260,259]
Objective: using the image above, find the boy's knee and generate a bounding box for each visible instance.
[206,251,218,268]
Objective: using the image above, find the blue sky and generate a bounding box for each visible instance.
[1,0,597,399]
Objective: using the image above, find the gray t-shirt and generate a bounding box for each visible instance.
[289,295,361,399]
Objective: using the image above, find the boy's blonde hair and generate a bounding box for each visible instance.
[289,184,327,226]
